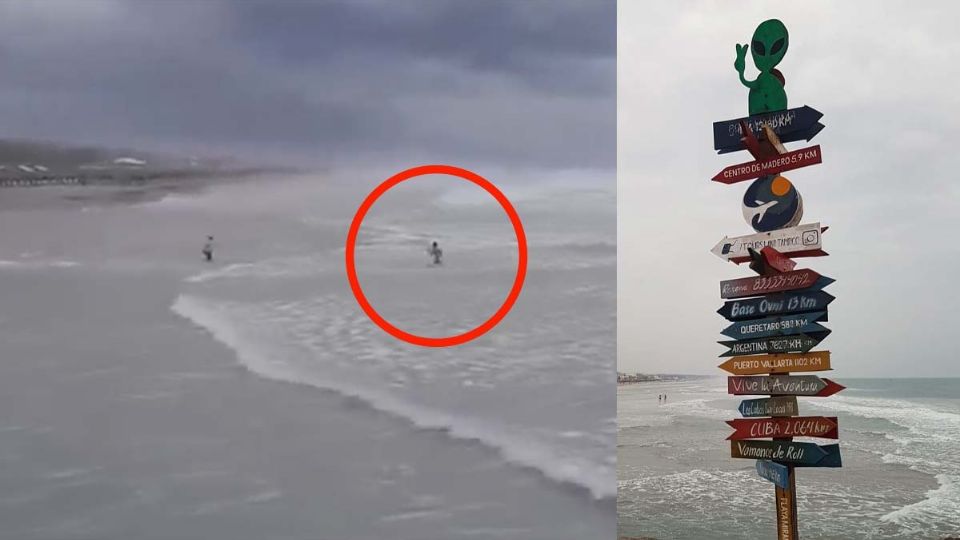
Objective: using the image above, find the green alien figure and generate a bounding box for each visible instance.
[735,19,789,115]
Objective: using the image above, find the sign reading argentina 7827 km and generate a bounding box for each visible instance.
[719,332,829,356]
[720,269,833,299]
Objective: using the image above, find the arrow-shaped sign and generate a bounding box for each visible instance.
[748,246,796,275]
[711,223,826,263]
[719,350,832,375]
[727,375,845,397]
[721,312,828,340]
[792,444,842,468]
[731,440,841,467]
[719,332,830,356]
[726,416,839,440]
[720,269,834,299]
[712,145,823,184]
[756,460,790,489]
[738,396,799,418]
[713,106,825,154]
[718,291,835,321]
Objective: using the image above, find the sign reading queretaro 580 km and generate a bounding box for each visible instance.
[713,105,824,154]
[731,440,842,467]
[719,350,832,375]
[728,375,845,397]
[718,290,835,321]
[738,396,799,418]
[712,223,825,263]
[720,269,834,299]
[721,311,827,340]
[713,145,822,184]
[726,416,839,440]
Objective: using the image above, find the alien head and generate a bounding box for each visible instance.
[750,19,788,72]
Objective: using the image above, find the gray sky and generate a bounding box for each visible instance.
[619,1,960,377]
[0,0,614,170]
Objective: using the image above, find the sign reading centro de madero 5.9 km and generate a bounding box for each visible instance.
[710,18,843,540]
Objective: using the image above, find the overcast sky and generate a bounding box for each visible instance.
[0,0,614,171]
[619,1,960,377]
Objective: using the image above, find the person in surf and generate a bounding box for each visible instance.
[202,235,215,262]
[428,241,443,265]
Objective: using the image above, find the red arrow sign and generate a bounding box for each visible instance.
[726,416,839,440]
[712,145,823,184]
[720,269,833,299]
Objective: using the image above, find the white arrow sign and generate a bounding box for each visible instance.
[711,222,825,261]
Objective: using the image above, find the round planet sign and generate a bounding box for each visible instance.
[741,174,803,232]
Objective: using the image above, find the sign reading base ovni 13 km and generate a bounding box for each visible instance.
[718,290,835,321]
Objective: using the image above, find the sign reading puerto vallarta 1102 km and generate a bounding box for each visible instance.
[710,18,843,540]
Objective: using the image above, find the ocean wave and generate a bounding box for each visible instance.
[880,473,960,532]
[169,293,615,501]
[0,259,81,270]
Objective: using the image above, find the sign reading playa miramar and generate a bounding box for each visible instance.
[710,18,843,540]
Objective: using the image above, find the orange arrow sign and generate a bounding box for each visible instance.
[718,351,832,375]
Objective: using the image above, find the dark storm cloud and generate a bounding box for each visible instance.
[0,0,614,169]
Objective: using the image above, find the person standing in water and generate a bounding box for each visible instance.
[202,235,215,262]
[428,241,443,265]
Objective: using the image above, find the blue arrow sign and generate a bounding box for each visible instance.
[791,444,842,468]
[739,396,799,418]
[756,459,790,489]
[714,106,825,153]
[721,311,828,340]
[718,291,835,321]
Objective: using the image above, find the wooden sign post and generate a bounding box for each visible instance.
[711,20,843,540]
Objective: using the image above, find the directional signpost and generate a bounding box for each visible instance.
[713,145,822,184]
[726,416,839,440]
[720,269,834,299]
[713,105,825,154]
[721,311,827,340]
[718,291,835,321]
[738,396,799,418]
[711,222,826,263]
[727,375,844,397]
[757,460,790,489]
[711,20,842,539]
[718,332,829,356]
[719,350,832,375]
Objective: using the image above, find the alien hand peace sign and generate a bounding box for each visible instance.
[735,43,749,74]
